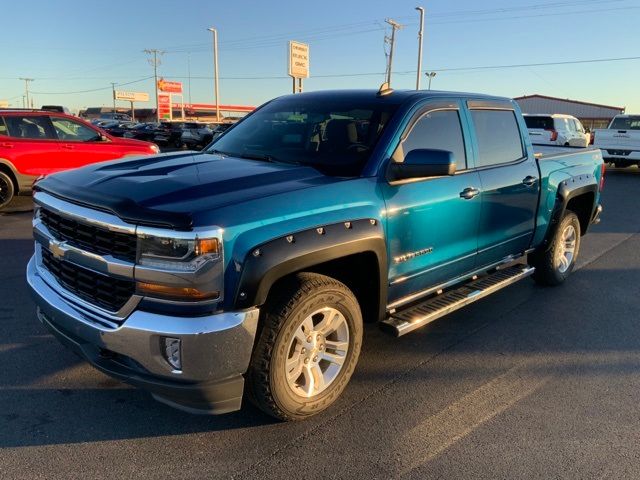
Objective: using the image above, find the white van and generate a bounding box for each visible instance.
[523,114,590,147]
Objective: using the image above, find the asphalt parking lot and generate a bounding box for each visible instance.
[1,169,640,479]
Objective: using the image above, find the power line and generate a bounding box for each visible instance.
[30,76,153,95]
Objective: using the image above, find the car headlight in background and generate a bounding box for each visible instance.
[150,144,160,153]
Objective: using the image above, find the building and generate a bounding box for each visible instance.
[514,94,625,130]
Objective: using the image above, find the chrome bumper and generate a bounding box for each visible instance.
[27,256,259,414]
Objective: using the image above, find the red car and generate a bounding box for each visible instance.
[0,110,160,209]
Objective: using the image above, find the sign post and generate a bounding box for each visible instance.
[156,79,184,121]
[114,91,150,122]
[288,41,309,94]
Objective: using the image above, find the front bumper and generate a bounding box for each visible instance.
[27,256,259,414]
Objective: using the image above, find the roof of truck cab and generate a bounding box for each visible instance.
[273,89,511,104]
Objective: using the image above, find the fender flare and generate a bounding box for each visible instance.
[541,173,598,248]
[233,218,387,320]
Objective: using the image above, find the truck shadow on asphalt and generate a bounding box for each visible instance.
[2,260,640,448]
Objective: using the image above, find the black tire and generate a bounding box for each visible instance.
[0,171,15,210]
[530,210,581,286]
[246,272,363,421]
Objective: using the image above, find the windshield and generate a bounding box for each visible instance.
[206,96,399,176]
[610,116,640,130]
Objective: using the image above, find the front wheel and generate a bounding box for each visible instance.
[530,210,581,286]
[0,171,15,210]
[246,272,363,421]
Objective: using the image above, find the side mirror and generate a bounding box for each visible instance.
[389,148,456,181]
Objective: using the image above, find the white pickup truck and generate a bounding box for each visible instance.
[594,114,640,167]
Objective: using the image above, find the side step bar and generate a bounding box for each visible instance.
[381,264,535,337]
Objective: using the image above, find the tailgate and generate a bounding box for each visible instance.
[594,129,640,149]
[527,128,553,144]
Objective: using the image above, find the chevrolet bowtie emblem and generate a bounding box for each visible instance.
[49,241,67,260]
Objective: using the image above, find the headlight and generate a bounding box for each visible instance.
[150,144,160,153]
[138,235,220,271]
[136,229,223,302]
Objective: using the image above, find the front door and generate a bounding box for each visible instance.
[49,116,115,168]
[382,102,482,303]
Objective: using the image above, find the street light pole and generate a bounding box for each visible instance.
[425,71,436,90]
[415,7,425,90]
[207,27,220,123]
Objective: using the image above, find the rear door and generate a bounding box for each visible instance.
[524,116,554,145]
[0,115,63,176]
[466,102,540,267]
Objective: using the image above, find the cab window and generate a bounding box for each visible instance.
[401,109,467,171]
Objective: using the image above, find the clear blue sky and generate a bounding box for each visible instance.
[2,0,639,112]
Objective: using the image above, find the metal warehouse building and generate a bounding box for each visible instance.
[514,94,625,130]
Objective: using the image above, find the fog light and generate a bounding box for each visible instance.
[163,337,182,371]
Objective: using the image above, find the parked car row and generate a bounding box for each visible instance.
[92,119,231,150]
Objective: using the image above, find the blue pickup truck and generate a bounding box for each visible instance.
[27,89,604,421]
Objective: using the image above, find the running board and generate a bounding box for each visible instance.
[381,264,535,337]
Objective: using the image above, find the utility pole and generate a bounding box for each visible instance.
[384,19,403,86]
[207,27,221,123]
[425,71,437,90]
[19,78,34,109]
[415,7,425,90]
[144,49,164,122]
[111,82,117,114]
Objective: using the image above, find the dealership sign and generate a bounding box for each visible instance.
[157,78,183,93]
[288,41,309,79]
[114,91,149,102]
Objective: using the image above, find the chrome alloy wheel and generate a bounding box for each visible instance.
[556,224,577,273]
[285,307,350,398]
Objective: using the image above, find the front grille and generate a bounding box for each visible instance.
[42,248,135,313]
[40,208,137,262]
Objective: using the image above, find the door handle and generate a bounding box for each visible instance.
[62,144,75,150]
[459,187,480,200]
[522,176,537,187]
[0,142,14,148]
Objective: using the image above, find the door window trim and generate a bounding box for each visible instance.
[386,100,472,184]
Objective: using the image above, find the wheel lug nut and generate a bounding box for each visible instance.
[304,357,310,364]
[306,336,312,343]
[301,348,306,354]
[313,356,318,362]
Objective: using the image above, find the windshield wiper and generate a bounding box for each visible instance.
[240,152,278,163]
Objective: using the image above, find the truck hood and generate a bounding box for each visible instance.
[36,152,344,230]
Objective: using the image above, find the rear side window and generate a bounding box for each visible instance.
[555,118,569,131]
[524,116,553,130]
[0,117,7,136]
[4,116,56,139]
[401,109,467,170]
[470,110,524,167]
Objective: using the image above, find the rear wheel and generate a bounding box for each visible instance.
[246,272,363,421]
[530,210,581,286]
[0,171,15,210]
